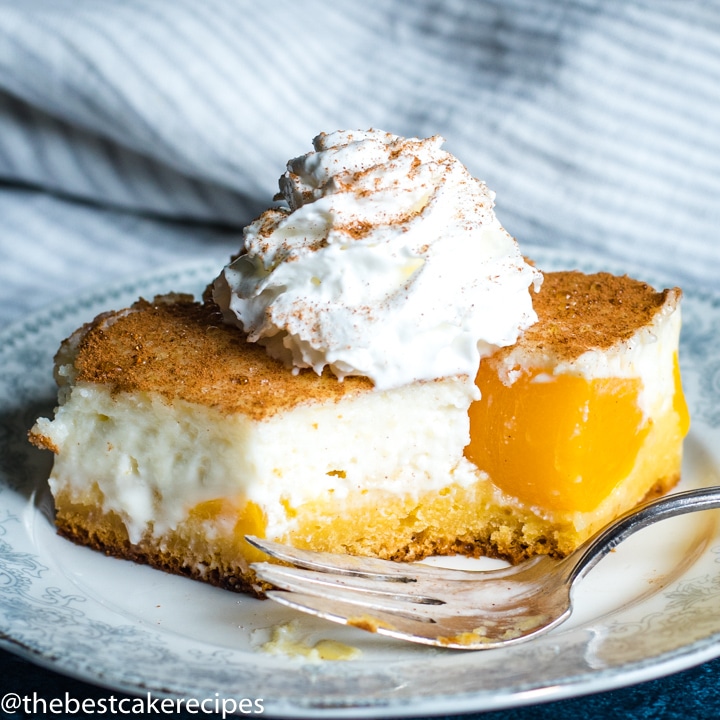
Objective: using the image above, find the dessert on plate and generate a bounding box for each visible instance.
[29,130,689,595]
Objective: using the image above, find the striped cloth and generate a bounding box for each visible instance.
[2,0,720,327]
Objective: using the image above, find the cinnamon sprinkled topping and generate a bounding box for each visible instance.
[68,296,373,420]
[341,219,374,239]
[58,271,667,418]
[500,270,681,363]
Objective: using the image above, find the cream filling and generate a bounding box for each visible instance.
[35,376,478,544]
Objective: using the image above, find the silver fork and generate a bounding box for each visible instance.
[247,486,720,650]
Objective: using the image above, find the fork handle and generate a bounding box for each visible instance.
[566,486,720,585]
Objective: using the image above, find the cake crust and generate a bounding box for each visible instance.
[51,488,270,595]
[67,295,375,421]
[511,271,681,363]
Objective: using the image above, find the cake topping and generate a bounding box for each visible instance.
[496,271,682,365]
[62,296,375,421]
[213,129,542,390]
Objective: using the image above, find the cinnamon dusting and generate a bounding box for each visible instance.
[66,296,374,421]
[503,270,681,364]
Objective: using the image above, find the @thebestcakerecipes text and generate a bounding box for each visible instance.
[0,691,264,717]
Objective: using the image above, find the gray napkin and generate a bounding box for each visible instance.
[2,0,719,324]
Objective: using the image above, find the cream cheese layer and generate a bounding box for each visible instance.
[35,376,479,543]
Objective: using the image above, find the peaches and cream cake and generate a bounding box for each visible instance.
[29,130,689,595]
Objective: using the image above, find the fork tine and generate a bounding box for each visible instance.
[265,591,443,644]
[246,535,422,581]
[253,562,443,619]
[245,535,517,582]
[265,591,544,650]
[252,562,444,604]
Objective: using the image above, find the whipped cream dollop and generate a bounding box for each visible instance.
[213,129,541,390]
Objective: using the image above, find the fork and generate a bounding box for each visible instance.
[247,486,720,650]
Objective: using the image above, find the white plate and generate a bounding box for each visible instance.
[2,250,720,719]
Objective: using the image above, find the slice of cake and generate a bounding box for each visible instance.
[28,269,688,595]
[28,130,689,595]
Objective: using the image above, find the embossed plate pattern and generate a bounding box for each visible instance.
[1,249,720,718]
